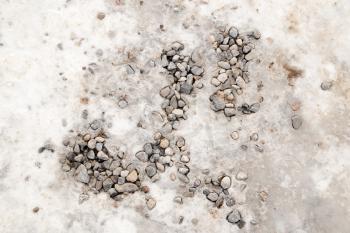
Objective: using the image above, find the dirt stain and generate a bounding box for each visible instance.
[283,64,303,86]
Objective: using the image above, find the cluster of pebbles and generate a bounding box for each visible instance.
[210,26,261,117]
[60,38,256,228]
[60,120,147,201]
[160,41,204,129]
[136,132,191,184]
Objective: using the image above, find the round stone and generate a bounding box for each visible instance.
[220,176,231,189]
[160,138,170,149]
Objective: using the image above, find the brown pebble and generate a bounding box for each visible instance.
[32,207,39,213]
[97,12,106,20]
[141,186,150,193]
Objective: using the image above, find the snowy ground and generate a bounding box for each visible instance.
[1,0,350,232]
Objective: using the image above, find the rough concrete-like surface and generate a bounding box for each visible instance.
[0,0,350,233]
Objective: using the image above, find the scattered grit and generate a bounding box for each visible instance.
[60,30,259,228]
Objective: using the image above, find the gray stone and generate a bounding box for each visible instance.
[75,164,90,184]
[180,83,193,94]
[225,196,235,207]
[321,81,333,90]
[145,165,157,177]
[114,183,139,193]
[103,178,114,191]
[143,143,153,155]
[117,176,125,184]
[228,27,239,38]
[211,96,225,111]
[118,100,128,109]
[249,103,260,113]
[291,115,302,129]
[161,55,169,67]
[191,66,204,76]
[227,209,241,224]
[87,150,95,159]
[135,151,148,162]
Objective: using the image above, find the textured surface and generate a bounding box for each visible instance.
[0,0,350,232]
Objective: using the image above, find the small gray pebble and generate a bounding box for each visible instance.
[291,115,302,129]
[227,209,241,224]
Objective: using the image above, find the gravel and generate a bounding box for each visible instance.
[115,183,139,193]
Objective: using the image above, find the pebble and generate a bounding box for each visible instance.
[145,165,157,177]
[180,83,193,94]
[115,183,139,193]
[226,209,241,224]
[87,139,96,149]
[118,100,128,109]
[207,192,219,202]
[126,170,138,182]
[160,86,171,98]
[97,151,109,161]
[228,27,238,38]
[236,171,248,181]
[218,61,231,69]
[177,174,190,183]
[224,108,236,117]
[211,78,221,87]
[191,66,204,76]
[159,138,170,149]
[174,196,183,204]
[75,164,90,184]
[321,81,333,90]
[143,143,153,155]
[103,178,114,191]
[249,103,260,113]
[173,109,184,117]
[230,131,239,140]
[146,198,157,210]
[135,151,148,162]
[291,115,302,129]
[220,176,231,189]
[217,73,228,83]
[250,133,259,141]
[225,196,235,207]
[32,207,40,213]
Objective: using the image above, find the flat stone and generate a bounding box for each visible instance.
[249,103,260,113]
[217,61,231,69]
[75,164,90,184]
[172,109,184,117]
[114,183,139,193]
[191,66,204,76]
[211,96,225,111]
